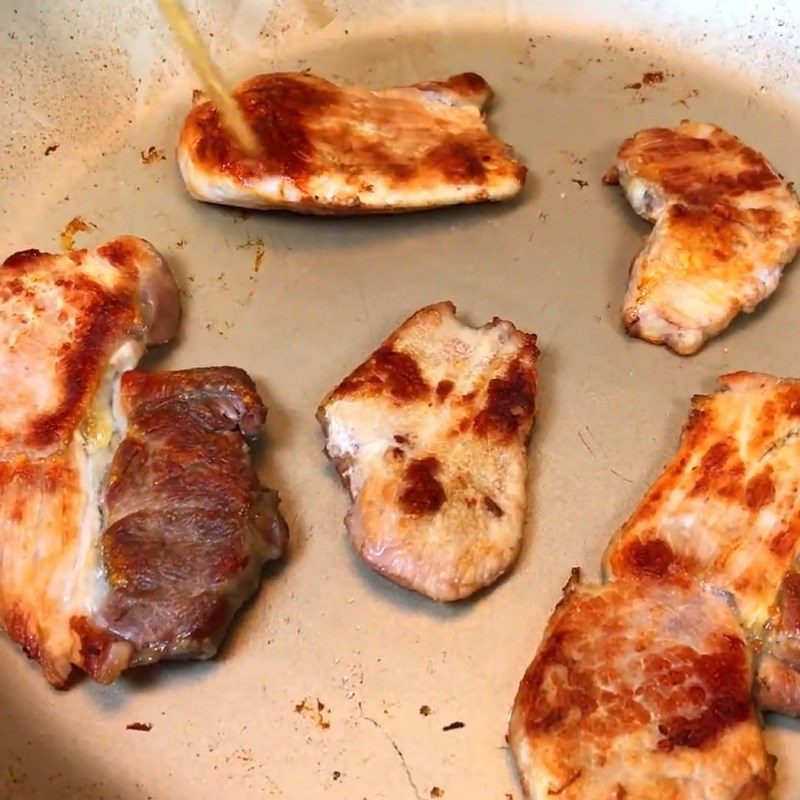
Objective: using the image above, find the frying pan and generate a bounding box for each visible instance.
[2,0,799,797]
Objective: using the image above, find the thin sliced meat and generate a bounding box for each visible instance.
[509,575,773,800]
[178,72,526,214]
[318,302,537,601]
[609,121,800,354]
[90,367,288,681]
[604,371,800,715]
[0,237,180,685]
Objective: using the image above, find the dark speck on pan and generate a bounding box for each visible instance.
[126,722,153,732]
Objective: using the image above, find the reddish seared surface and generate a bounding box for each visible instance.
[70,616,119,679]
[2,249,44,268]
[483,495,504,517]
[398,456,446,516]
[0,241,148,454]
[619,538,677,580]
[746,467,776,510]
[193,73,339,185]
[5,605,41,662]
[181,72,525,200]
[421,140,486,185]
[652,635,750,751]
[687,440,745,501]
[94,367,287,675]
[473,355,537,441]
[618,125,782,211]
[511,581,762,796]
[606,375,800,638]
[771,571,800,635]
[516,586,752,751]
[330,346,430,404]
[435,379,455,402]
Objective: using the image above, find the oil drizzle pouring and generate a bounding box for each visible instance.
[156,0,260,157]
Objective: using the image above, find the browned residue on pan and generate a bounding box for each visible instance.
[60,216,96,251]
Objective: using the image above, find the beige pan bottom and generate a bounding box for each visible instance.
[2,14,800,800]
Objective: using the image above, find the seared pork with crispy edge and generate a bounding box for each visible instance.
[178,72,526,214]
[603,371,800,716]
[317,302,537,601]
[0,239,286,685]
[87,367,288,683]
[509,575,773,800]
[0,237,179,685]
[607,121,800,354]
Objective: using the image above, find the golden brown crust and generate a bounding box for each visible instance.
[0,249,135,454]
[0,448,85,686]
[0,238,181,685]
[318,302,537,600]
[604,372,800,632]
[612,121,800,354]
[178,72,525,214]
[617,123,784,207]
[601,371,800,717]
[88,367,286,682]
[0,236,177,457]
[509,580,773,800]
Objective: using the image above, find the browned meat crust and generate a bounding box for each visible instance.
[88,368,288,682]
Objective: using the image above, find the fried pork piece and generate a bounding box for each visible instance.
[509,576,773,800]
[0,240,287,686]
[86,367,288,683]
[178,71,526,214]
[604,372,800,629]
[317,302,538,601]
[0,237,181,685]
[757,570,800,715]
[609,121,800,354]
[603,372,800,715]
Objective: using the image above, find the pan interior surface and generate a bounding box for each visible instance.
[2,11,800,800]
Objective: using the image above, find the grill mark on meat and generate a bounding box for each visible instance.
[483,495,504,517]
[398,456,446,516]
[620,538,676,579]
[655,635,750,751]
[436,379,454,401]
[194,73,338,186]
[332,346,429,403]
[746,467,776,510]
[423,139,487,184]
[473,357,537,440]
